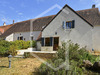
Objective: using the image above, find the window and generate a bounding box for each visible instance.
[63,20,75,29]
[41,37,53,46]
[17,36,23,40]
[66,21,72,29]
[20,36,23,40]
[45,38,50,46]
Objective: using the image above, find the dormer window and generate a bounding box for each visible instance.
[63,20,75,29]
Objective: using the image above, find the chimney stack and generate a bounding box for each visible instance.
[13,20,15,24]
[92,4,95,8]
[3,22,6,26]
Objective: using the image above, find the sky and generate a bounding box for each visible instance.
[0,0,100,26]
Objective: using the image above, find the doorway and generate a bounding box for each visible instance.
[53,37,59,50]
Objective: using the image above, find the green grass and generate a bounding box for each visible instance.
[0,57,42,75]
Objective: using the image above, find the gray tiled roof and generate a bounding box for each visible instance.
[77,8,100,26]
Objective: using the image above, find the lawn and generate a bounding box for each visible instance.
[0,57,42,75]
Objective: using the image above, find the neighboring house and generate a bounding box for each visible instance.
[0,15,55,41]
[0,22,13,35]
[0,4,100,51]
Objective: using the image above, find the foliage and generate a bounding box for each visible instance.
[0,40,11,56]
[68,42,97,63]
[8,44,18,56]
[11,40,36,50]
[36,41,98,75]
[24,52,32,58]
[0,40,36,56]
[30,41,36,48]
[11,40,30,49]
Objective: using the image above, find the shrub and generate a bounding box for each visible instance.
[0,40,36,56]
[11,40,26,49]
[23,41,30,49]
[0,40,11,56]
[35,41,98,75]
[0,46,9,56]
[30,41,36,48]
[8,44,18,56]
[11,40,36,50]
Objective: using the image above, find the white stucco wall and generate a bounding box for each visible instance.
[42,6,93,50]
[5,31,41,41]
[36,41,41,51]
[13,31,41,41]
[93,26,100,51]
[5,33,14,42]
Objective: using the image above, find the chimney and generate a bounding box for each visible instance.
[3,22,6,26]
[92,4,95,8]
[13,20,15,24]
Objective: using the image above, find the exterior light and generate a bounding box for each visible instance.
[8,55,12,68]
[55,32,57,35]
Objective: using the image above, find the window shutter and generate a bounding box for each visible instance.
[72,20,75,28]
[62,21,66,29]
[17,37,19,40]
[41,38,44,46]
[50,37,53,46]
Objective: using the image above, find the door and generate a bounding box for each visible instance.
[53,37,59,50]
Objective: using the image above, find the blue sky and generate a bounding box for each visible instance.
[0,0,99,26]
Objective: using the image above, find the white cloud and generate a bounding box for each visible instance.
[16,11,19,13]
[1,17,13,25]
[16,11,23,15]
[18,13,23,15]
[16,19,22,22]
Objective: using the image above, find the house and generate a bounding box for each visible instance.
[0,4,100,51]
[38,4,100,51]
[0,15,55,41]
[0,22,13,35]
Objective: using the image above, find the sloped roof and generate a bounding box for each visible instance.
[0,5,100,38]
[37,32,42,41]
[0,24,13,33]
[0,31,2,35]
[0,15,55,38]
[77,8,100,26]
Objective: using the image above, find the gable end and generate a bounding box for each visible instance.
[42,4,93,31]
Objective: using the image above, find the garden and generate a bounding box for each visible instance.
[34,41,100,75]
[0,40,100,75]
